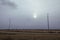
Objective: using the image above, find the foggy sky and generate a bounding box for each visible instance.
[0,0,60,29]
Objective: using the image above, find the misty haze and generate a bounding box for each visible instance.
[0,0,60,29]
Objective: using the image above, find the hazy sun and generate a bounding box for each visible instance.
[33,14,37,19]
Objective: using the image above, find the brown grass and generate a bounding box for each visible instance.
[0,29,60,40]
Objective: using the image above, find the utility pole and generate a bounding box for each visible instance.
[9,18,11,30]
[47,13,49,32]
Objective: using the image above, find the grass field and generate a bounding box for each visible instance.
[0,29,60,40]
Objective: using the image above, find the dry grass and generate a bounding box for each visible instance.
[0,29,60,40]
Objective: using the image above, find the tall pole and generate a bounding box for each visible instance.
[9,18,11,30]
[47,13,49,32]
